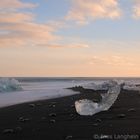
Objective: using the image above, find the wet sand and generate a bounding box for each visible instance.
[0,89,140,140]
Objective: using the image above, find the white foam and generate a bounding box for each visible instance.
[0,88,79,108]
[75,80,121,116]
[0,79,82,108]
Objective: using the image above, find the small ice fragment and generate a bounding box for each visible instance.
[65,135,73,140]
[117,114,126,118]
[75,80,121,116]
[128,108,135,112]
[49,113,56,117]
[15,127,22,132]
[29,104,35,107]
[50,119,56,123]
[2,129,14,134]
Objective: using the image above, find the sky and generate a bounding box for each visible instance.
[0,0,140,77]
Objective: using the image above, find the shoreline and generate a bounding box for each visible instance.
[0,87,104,109]
[0,89,140,140]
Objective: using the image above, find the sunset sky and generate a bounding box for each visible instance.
[0,0,140,77]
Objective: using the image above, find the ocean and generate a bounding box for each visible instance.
[0,77,140,108]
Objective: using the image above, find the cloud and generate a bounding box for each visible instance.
[0,0,89,49]
[0,0,88,48]
[0,20,59,47]
[89,55,135,66]
[0,0,37,10]
[66,0,122,24]
[133,0,140,19]
[0,12,34,23]
[0,0,60,48]
[46,43,90,48]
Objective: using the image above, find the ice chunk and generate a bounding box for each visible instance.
[0,78,22,92]
[100,81,121,111]
[75,80,121,116]
[123,83,140,91]
[75,99,100,116]
[82,81,112,91]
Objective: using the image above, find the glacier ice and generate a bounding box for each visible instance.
[123,83,140,91]
[0,78,22,92]
[82,81,113,91]
[75,99,100,116]
[75,80,121,116]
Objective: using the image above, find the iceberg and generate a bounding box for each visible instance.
[0,78,22,92]
[75,80,121,116]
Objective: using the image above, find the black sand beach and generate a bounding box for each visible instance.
[0,89,140,140]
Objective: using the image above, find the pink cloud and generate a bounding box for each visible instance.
[0,1,61,48]
[0,0,37,9]
[0,21,59,47]
[133,0,140,18]
[46,43,89,48]
[0,12,33,23]
[66,0,122,24]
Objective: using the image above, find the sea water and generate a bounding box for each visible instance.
[0,77,140,108]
